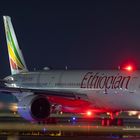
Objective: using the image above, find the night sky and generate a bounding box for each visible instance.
[0,0,139,102]
[0,1,140,77]
[0,0,140,78]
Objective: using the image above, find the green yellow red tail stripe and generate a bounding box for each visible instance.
[3,16,28,75]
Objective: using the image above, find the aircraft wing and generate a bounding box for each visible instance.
[0,85,76,98]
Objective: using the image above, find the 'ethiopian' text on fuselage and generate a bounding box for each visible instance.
[81,72,131,89]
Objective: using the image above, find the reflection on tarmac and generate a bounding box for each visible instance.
[1,123,140,140]
[0,136,133,140]
[2,136,140,140]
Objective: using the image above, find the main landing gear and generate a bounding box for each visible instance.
[101,118,123,126]
[101,112,123,126]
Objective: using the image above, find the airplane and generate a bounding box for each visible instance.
[1,16,140,125]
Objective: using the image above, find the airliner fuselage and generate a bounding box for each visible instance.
[5,70,140,112]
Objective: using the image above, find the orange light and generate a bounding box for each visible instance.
[86,111,92,116]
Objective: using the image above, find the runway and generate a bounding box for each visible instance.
[1,123,140,135]
[1,112,140,139]
[1,123,140,140]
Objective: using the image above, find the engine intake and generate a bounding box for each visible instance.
[18,95,50,121]
[31,97,50,119]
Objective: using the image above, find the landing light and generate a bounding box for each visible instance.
[9,103,18,112]
[86,111,92,116]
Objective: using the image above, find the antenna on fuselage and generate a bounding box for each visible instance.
[65,66,68,70]
[118,66,120,70]
[43,67,50,71]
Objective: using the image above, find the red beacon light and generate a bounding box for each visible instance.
[123,65,134,72]
[124,65,133,72]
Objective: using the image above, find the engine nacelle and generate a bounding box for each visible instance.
[18,95,50,121]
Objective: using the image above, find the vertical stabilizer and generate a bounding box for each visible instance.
[3,16,28,75]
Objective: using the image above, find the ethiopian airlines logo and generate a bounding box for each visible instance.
[81,72,131,89]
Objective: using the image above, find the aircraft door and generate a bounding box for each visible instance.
[128,76,139,93]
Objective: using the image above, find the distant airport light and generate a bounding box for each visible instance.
[43,128,47,132]
[72,117,76,121]
[128,111,138,116]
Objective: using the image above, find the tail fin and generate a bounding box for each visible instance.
[3,16,28,75]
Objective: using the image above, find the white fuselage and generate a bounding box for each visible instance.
[5,70,140,112]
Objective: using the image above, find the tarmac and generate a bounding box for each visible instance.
[1,112,140,140]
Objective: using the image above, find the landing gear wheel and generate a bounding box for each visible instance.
[101,118,123,126]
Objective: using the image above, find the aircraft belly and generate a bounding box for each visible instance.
[85,89,140,111]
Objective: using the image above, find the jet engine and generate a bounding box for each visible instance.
[18,95,50,121]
